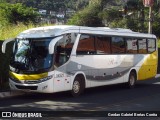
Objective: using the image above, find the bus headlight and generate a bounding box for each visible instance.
[39,75,53,82]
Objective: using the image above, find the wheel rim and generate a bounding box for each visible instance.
[130,75,135,86]
[73,80,80,93]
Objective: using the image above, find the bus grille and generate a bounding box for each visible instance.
[15,85,38,90]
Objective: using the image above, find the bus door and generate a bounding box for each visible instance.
[54,68,71,92]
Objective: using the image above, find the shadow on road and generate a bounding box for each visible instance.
[1,78,160,119]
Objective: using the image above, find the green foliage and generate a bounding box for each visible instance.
[0,23,35,40]
[101,8,122,26]
[126,0,139,11]
[152,14,160,37]
[0,22,54,40]
[0,2,39,28]
[100,0,160,37]
[5,0,78,11]
[158,39,160,48]
[124,0,160,37]
[0,0,6,3]
[68,0,126,27]
[75,0,89,10]
[110,18,127,28]
[68,1,103,27]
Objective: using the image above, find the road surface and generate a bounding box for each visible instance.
[1,76,160,119]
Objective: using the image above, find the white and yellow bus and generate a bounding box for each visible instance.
[2,25,158,96]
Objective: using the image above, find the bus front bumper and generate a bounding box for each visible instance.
[9,78,54,93]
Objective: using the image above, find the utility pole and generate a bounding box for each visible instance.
[148,6,153,33]
[143,0,154,34]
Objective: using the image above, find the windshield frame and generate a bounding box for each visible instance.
[10,37,57,74]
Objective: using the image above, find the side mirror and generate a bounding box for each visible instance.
[49,36,63,54]
[2,38,15,53]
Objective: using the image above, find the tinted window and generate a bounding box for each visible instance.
[138,38,147,54]
[76,34,95,55]
[55,33,77,67]
[95,36,111,54]
[148,39,156,53]
[126,38,138,53]
[112,37,125,53]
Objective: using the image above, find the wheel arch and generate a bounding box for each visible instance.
[130,69,137,80]
[72,72,86,88]
[71,72,86,97]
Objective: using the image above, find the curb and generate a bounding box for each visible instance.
[0,91,25,99]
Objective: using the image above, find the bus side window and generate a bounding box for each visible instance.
[126,38,138,54]
[148,39,156,53]
[76,34,96,55]
[138,38,147,54]
[95,36,111,54]
[112,37,125,54]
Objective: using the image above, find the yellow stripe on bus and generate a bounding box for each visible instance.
[9,71,48,80]
[138,51,158,80]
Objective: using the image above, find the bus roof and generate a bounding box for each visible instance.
[17,25,156,39]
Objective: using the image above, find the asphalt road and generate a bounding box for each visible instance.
[1,76,160,119]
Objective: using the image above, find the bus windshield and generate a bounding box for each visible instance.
[10,38,53,73]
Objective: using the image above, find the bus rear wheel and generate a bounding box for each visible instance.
[71,76,85,97]
[127,71,136,88]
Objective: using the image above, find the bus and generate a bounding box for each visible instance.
[2,25,158,97]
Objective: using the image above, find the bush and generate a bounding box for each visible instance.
[0,3,39,26]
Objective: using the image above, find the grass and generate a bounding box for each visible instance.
[0,23,53,40]
[0,23,34,40]
[158,39,160,48]
[1,23,160,47]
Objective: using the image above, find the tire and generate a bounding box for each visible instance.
[127,71,136,88]
[71,76,85,97]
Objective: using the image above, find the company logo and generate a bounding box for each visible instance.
[2,112,11,117]
[1,112,42,118]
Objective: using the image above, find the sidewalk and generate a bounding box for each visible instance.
[0,90,25,99]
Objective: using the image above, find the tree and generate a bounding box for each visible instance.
[125,0,145,32]
[100,8,123,26]
[68,0,125,27]
[68,1,103,27]
[0,3,39,25]
[75,0,89,10]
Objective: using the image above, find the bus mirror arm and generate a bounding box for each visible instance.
[2,38,15,54]
[49,36,63,54]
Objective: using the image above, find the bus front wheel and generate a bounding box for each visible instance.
[127,71,137,88]
[71,76,85,97]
